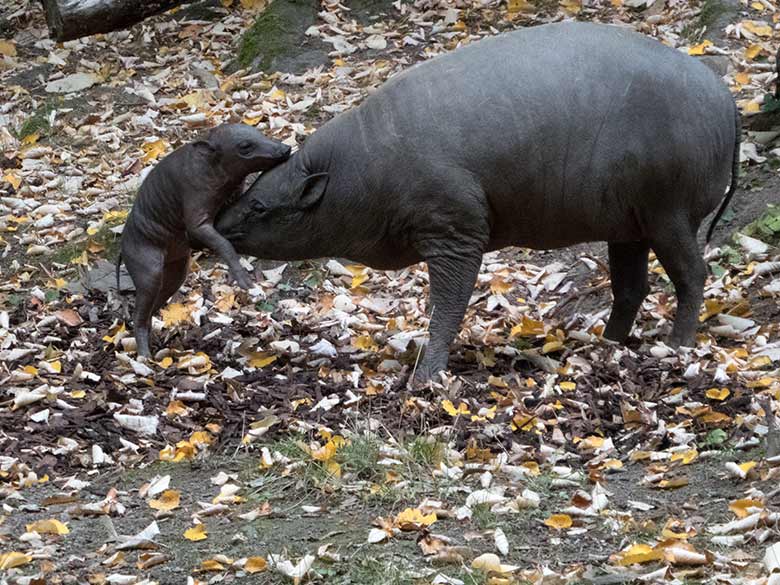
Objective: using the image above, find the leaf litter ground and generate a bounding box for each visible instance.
[1,1,780,584]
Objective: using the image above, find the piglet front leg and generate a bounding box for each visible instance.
[188,223,254,289]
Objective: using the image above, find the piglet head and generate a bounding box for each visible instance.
[197,123,292,175]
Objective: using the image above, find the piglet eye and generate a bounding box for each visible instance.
[238,140,254,154]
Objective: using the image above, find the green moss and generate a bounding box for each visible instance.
[742,204,780,245]
[50,220,123,266]
[237,0,320,71]
[16,99,58,140]
[682,0,731,40]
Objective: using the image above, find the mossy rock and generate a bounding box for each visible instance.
[743,204,780,246]
[233,0,398,74]
[234,0,327,74]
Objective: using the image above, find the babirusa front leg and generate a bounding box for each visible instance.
[415,247,483,383]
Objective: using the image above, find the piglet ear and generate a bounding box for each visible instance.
[290,172,328,209]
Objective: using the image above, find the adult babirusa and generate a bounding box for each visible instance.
[217,22,740,381]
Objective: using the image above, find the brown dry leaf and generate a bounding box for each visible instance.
[0,40,17,57]
[245,556,268,573]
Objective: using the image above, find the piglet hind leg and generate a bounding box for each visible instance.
[189,224,253,290]
[152,257,190,315]
[123,245,165,358]
[649,221,706,347]
[414,246,484,384]
[603,241,650,342]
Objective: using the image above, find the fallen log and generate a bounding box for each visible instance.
[41,0,187,42]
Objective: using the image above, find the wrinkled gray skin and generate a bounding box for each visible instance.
[120,123,291,357]
[216,22,740,381]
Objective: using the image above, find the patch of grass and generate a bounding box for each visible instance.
[16,99,58,140]
[742,204,780,246]
[339,434,382,481]
[471,503,497,529]
[51,219,123,266]
[237,0,319,70]
[317,556,414,585]
[682,0,731,40]
[404,435,445,468]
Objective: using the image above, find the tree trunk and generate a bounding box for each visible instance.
[41,0,187,42]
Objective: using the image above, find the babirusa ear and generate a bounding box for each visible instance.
[291,172,329,209]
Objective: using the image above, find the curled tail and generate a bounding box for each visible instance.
[705,102,741,243]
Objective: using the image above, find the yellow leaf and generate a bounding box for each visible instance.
[267,87,286,101]
[149,489,181,511]
[662,518,695,540]
[577,435,605,450]
[247,351,277,368]
[311,439,340,461]
[442,400,470,417]
[21,132,39,145]
[220,0,233,6]
[559,381,576,391]
[507,0,534,13]
[3,172,22,190]
[48,360,62,373]
[0,552,31,570]
[544,514,573,530]
[742,20,774,37]
[706,387,730,401]
[735,72,751,85]
[240,0,268,10]
[190,431,214,448]
[200,559,225,571]
[141,138,169,163]
[560,0,581,14]
[160,303,191,327]
[70,390,85,399]
[521,461,540,476]
[184,524,207,541]
[670,449,698,465]
[325,460,342,478]
[177,352,212,374]
[103,323,126,344]
[245,556,268,573]
[0,40,17,57]
[395,508,437,530]
[613,543,664,566]
[71,250,89,266]
[745,44,763,59]
[745,101,762,113]
[602,459,623,470]
[739,461,757,474]
[490,277,513,294]
[542,340,563,354]
[688,40,712,55]
[729,498,763,518]
[656,476,689,489]
[487,375,508,388]
[510,316,545,337]
[354,335,378,352]
[22,365,38,376]
[165,400,188,417]
[159,356,173,368]
[26,518,69,535]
